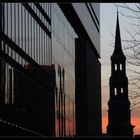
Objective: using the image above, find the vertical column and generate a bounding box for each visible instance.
[75,36,101,136]
[75,36,87,136]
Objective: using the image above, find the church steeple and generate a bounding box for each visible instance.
[114,10,122,52]
[111,10,126,75]
[107,10,134,136]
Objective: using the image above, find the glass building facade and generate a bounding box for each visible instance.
[58,3,101,136]
[51,3,77,137]
[0,3,101,137]
[0,3,77,137]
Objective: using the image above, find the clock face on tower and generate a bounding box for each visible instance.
[107,11,134,137]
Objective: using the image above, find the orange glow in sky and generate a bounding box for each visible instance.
[102,108,140,135]
[102,84,140,135]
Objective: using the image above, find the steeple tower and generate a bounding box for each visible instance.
[107,10,134,136]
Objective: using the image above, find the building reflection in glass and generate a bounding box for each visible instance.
[51,3,77,137]
[1,3,77,137]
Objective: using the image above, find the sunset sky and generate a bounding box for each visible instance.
[101,3,140,135]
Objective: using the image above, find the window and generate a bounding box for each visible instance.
[120,64,122,71]
[115,64,117,70]
[114,88,117,96]
[121,87,123,93]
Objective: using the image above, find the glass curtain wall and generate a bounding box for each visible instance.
[0,3,77,136]
[2,3,52,104]
[51,3,77,137]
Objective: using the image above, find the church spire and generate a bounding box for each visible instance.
[107,9,134,136]
[114,9,122,52]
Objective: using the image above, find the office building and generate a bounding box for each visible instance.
[0,3,101,137]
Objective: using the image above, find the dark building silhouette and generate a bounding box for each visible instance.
[107,11,134,136]
[13,65,56,136]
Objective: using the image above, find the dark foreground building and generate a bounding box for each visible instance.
[107,11,134,136]
[0,3,101,137]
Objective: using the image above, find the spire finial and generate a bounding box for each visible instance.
[114,5,123,52]
[117,6,118,15]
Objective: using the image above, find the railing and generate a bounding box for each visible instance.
[0,108,43,136]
